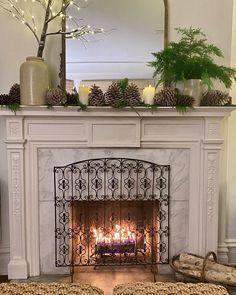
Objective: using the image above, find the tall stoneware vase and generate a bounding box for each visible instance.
[183,79,202,106]
[20,56,49,105]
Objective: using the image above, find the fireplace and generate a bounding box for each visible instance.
[5,107,232,279]
[54,158,170,271]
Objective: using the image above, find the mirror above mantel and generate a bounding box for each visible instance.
[63,0,168,92]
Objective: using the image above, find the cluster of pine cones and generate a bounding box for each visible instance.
[154,87,195,107]
[153,87,232,107]
[45,82,142,107]
[89,82,141,107]
[30,84,235,108]
[0,84,21,105]
[46,88,67,106]
[200,90,232,106]
[46,87,80,106]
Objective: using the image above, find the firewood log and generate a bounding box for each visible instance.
[179,253,236,274]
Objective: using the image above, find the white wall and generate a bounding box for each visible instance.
[168,0,233,67]
[226,0,236,262]
[0,117,10,274]
[0,9,61,93]
[168,0,236,263]
[0,0,235,275]
[0,4,61,274]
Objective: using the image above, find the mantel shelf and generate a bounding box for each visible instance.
[0,106,235,117]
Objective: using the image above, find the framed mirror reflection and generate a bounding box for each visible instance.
[62,0,169,92]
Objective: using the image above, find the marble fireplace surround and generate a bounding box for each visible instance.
[4,106,233,279]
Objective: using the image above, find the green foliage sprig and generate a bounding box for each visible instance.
[111,99,192,114]
[117,78,129,94]
[0,103,20,114]
[175,105,193,114]
[76,100,88,112]
[149,27,236,89]
[111,99,160,110]
[65,88,88,111]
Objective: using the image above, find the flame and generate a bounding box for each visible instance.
[93,224,135,244]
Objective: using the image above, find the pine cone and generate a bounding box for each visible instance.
[0,94,10,105]
[9,83,21,104]
[66,92,78,105]
[105,82,124,106]
[124,83,141,106]
[88,85,105,106]
[201,90,232,106]
[153,87,177,106]
[177,95,195,107]
[46,88,67,106]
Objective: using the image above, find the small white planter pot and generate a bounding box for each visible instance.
[183,79,202,106]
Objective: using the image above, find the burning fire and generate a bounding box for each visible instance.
[93,224,135,244]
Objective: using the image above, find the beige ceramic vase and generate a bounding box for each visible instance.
[183,79,202,106]
[20,56,49,105]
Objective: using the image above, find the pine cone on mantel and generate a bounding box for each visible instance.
[124,83,141,106]
[154,87,177,106]
[201,90,232,106]
[89,84,105,106]
[0,94,10,105]
[9,83,21,104]
[105,82,123,106]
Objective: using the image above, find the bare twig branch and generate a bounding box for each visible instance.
[46,0,69,24]
[37,0,53,57]
[0,0,106,57]
[0,0,40,43]
[25,21,40,43]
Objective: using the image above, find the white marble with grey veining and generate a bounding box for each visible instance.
[38,148,189,202]
[38,148,190,274]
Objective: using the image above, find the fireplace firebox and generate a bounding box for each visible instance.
[54,158,170,272]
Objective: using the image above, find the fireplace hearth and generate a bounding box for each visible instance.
[54,158,170,271]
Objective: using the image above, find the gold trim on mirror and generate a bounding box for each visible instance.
[164,0,169,48]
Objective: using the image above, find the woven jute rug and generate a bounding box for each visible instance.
[113,282,229,295]
[0,282,104,295]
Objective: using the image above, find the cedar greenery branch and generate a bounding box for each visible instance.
[0,0,105,57]
[149,27,236,89]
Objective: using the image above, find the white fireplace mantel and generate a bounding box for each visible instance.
[3,106,235,279]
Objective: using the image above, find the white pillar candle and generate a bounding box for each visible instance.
[78,84,90,105]
[143,85,155,105]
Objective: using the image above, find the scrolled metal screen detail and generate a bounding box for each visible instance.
[54,158,170,267]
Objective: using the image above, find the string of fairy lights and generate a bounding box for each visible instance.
[0,0,104,44]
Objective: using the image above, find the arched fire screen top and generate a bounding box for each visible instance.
[54,158,170,267]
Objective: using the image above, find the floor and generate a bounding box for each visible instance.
[73,267,175,294]
[0,276,8,283]
[12,267,175,295]
[9,269,236,295]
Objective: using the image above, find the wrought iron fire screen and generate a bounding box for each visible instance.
[54,158,170,268]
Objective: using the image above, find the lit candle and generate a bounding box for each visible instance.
[78,84,90,105]
[143,85,155,105]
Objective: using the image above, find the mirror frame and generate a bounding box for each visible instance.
[59,0,169,90]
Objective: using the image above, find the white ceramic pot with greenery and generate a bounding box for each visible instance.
[149,27,236,105]
[182,79,202,106]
